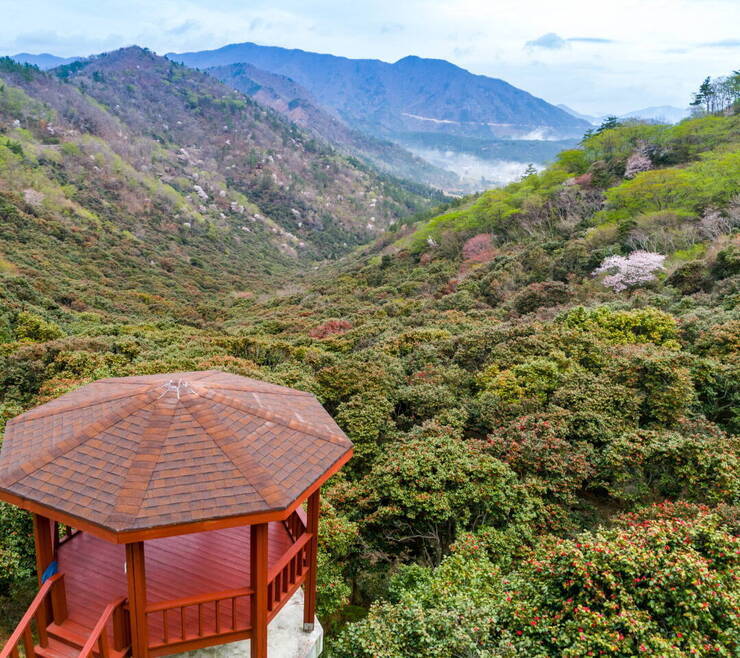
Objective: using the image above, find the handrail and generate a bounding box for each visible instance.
[284,508,307,542]
[267,532,312,620]
[78,597,128,658]
[145,587,253,613]
[269,532,311,581]
[0,574,63,658]
[53,522,81,552]
[146,587,253,650]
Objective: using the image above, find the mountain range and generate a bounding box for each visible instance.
[167,42,591,188]
[8,52,82,69]
[9,43,692,192]
[206,62,457,188]
[558,103,691,125]
[168,43,589,141]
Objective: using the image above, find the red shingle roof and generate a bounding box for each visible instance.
[0,371,352,534]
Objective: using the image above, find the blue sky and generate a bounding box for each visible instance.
[0,0,737,115]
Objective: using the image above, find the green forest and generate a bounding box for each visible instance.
[0,60,739,656]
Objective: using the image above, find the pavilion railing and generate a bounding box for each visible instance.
[0,573,66,658]
[267,531,312,621]
[145,587,253,654]
[52,522,81,553]
[78,596,129,658]
[283,508,307,542]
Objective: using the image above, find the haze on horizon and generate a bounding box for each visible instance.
[0,0,737,116]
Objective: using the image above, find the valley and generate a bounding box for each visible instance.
[0,25,738,658]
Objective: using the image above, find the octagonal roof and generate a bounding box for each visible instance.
[0,371,352,541]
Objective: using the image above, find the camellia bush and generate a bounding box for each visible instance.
[495,505,739,657]
[334,504,739,657]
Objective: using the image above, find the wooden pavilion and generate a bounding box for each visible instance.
[0,371,353,658]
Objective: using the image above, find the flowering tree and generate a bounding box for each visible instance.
[593,251,666,292]
[624,150,652,179]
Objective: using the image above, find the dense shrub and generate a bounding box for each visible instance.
[600,419,739,504]
[486,413,595,503]
[335,422,535,564]
[0,504,34,595]
[14,311,64,342]
[558,306,679,347]
[511,281,569,314]
[666,261,711,293]
[712,245,740,279]
[608,346,696,426]
[335,506,739,657]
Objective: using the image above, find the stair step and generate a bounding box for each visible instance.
[47,621,88,649]
[35,637,82,658]
[45,620,130,658]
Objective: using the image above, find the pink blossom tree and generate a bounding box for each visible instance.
[624,151,652,179]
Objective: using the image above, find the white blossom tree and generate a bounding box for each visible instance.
[592,251,666,292]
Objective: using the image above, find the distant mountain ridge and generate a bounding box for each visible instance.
[10,52,82,69]
[558,103,691,125]
[208,62,457,188]
[167,42,590,141]
[620,105,691,124]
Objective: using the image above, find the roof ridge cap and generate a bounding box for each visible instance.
[7,386,153,426]
[200,383,314,397]
[0,389,162,487]
[103,396,179,530]
[179,392,286,510]
[193,385,349,446]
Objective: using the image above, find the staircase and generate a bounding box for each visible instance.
[0,575,130,658]
[33,618,128,658]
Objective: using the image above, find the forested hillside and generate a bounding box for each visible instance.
[207,62,458,189]
[0,47,439,320]
[0,70,738,656]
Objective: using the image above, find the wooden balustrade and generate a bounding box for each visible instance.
[78,597,129,658]
[0,574,65,658]
[52,522,81,553]
[0,519,315,658]
[267,532,312,621]
[283,508,307,542]
[145,587,253,653]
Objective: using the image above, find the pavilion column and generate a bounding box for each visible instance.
[303,489,320,632]
[126,542,149,658]
[32,513,61,626]
[32,514,54,586]
[250,523,268,658]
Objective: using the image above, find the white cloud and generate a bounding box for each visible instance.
[526,33,569,50]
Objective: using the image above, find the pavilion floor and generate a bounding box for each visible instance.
[56,522,294,646]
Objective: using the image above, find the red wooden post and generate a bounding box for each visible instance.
[250,523,268,658]
[32,514,54,586]
[303,489,320,632]
[113,604,131,652]
[126,542,148,658]
[32,513,55,628]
